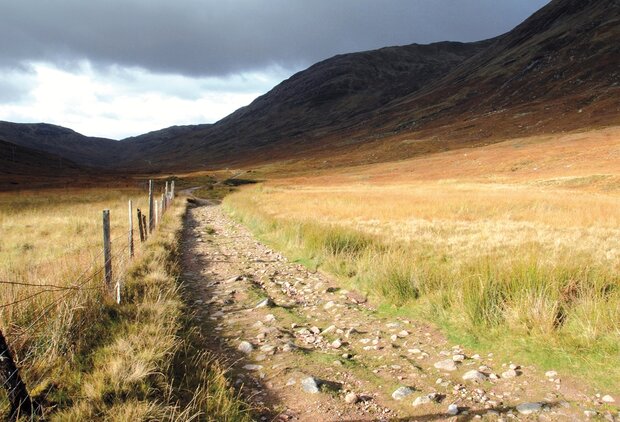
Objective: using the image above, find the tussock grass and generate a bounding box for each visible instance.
[1,189,250,420]
[224,184,620,391]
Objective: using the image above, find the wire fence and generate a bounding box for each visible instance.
[0,179,176,419]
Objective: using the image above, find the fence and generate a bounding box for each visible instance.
[0,179,175,420]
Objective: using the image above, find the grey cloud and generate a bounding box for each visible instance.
[1,0,549,77]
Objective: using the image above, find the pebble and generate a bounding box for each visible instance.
[392,386,414,400]
[501,369,518,379]
[434,359,458,371]
[344,392,359,404]
[301,377,320,393]
[324,301,335,310]
[447,404,459,415]
[412,395,432,407]
[331,339,343,349]
[462,370,488,382]
[242,364,263,371]
[264,314,276,322]
[602,395,615,403]
[516,402,542,415]
[545,370,558,378]
[452,354,466,362]
[238,341,253,354]
[584,410,597,418]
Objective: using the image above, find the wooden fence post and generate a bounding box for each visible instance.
[0,330,35,421]
[148,179,154,233]
[102,210,112,288]
[137,208,145,242]
[154,199,159,230]
[128,200,134,258]
[165,181,169,200]
[142,214,148,240]
[171,180,175,199]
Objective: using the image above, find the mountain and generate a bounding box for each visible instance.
[125,0,619,171]
[0,121,123,167]
[0,138,90,189]
[2,0,618,174]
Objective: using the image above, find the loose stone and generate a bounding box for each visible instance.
[516,402,542,415]
[501,369,518,379]
[392,386,414,400]
[447,404,459,415]
[301,377,320,393]
[434,359,458,371]
[238,341,253,354]
[463,370,488,382]
[345,392,359,404]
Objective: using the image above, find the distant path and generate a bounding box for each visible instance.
[180,202,614,421]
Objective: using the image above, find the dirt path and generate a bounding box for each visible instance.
[180,202,617,421]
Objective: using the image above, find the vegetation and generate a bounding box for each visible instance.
[223,180,620,391]
[0,188,250,420]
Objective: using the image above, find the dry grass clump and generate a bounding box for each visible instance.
[223,180,620,390]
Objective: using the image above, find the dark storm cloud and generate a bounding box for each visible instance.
[1,0,549,77]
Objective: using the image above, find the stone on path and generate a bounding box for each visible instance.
[462,370,487,382]
[238,341,253,354]
[412,395,432,407]
[602,394,615,403]
[301,376,320,394]
[502,369,518,378]
[344,392,359,404]
[392,386,414,400]
[434,359,458,371]
[255,297,274,308]
[545,370,558,378]
[447,404,459,415]
[516,402,542,415]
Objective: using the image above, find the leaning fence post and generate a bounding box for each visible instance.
[137,208,145,242]
[148,179,154,233]
[102,210,112,288]
[128,200,134,258]
[0,329,35,421]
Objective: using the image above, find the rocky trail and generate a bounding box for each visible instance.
[180,201,618,421]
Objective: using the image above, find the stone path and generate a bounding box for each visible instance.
[180,201,618,421]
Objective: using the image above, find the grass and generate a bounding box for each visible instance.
[0,186,250,420]
[222,177,620,392]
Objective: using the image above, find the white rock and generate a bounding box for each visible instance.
[584,410,597,418]
[516,402,542,415]
[447,404,459,415]
[545,370,558,378]
[412,395,432,406]
[501,369,518,379]
[434,359,458,371]
[344,392,358,404]
[463,370,488,382]
[264,314,276,322]
[602,395,615,403]
[452,354,466,362]
[392,386,414,400]
[301,377,320,393]
[321,325,336,335]
[237,341,253,354]
[331,339,343,349]
[324,301,335,310]
[242,364,263,371]
[398,330,410,337]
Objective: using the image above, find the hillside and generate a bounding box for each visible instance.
[1,0,618,174]
[0,121,123,167]
[119,0,619,171]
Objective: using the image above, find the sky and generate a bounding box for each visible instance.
[0,0,549,140]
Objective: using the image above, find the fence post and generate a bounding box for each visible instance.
[102,210,112,288]
[142,214,148,241]
[137,208,145,242]
[154,199,159,230]
[171,181,175,199]
[148,179,154,233]
[165,181,169,200]
[128,200,134,258]
[0,329,35,421]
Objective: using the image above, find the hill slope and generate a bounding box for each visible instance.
[124,0,619,171]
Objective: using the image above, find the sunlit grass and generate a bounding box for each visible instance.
[223,179,620,391]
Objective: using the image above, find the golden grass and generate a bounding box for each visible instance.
[223,128,620,391]
[1,188,250,420]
